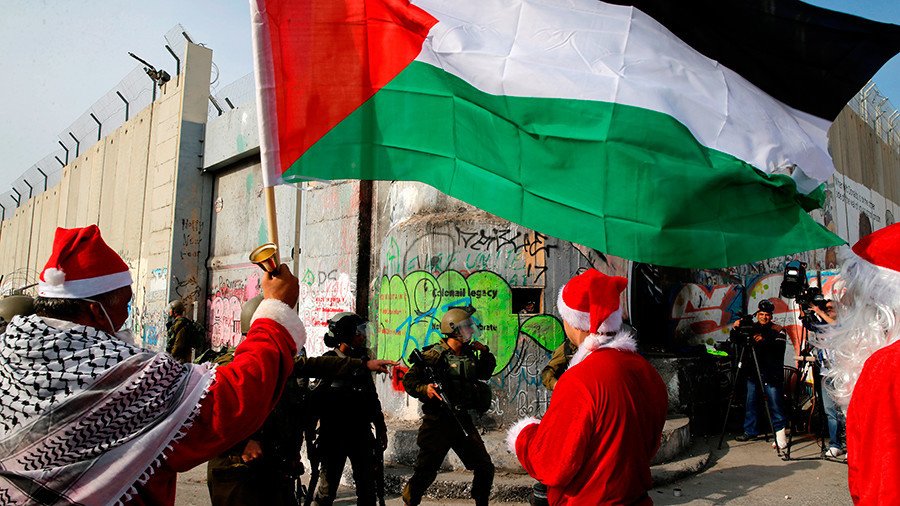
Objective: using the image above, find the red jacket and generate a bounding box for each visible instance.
[848,340,900,505]
[123,315,298,505]
[515,348,668,505]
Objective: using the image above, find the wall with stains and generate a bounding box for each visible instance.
[0,43,214,352]
[204,159,298,348]
[369,181,627,424]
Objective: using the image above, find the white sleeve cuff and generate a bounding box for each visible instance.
[506,417,540,454]
[250,299,306,351]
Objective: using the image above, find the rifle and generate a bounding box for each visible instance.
[408,349,472,438]
[302,425,320,506]
[373,441,386,506]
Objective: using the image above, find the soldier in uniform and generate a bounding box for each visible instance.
[531,338,576,506]
[311,312,387,506]
[165,299,195,363]
[207,297,395,506]
[540,339,576,391]
[401,306,496,506]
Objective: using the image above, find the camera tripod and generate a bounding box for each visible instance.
[717,341,784,458]
[783,324,843,463]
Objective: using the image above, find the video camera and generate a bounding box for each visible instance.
[778,259,827,327]
[728,314,757,346]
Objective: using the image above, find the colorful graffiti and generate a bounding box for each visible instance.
[207,271,261,349]
[140,267,168,348]
[298,271,356,357]
[382,227,556,287]
[669,270,845,357]
[670,284,743,344]
[377,268,567,419]
[376,269,565,374]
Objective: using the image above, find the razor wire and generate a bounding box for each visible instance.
[208,72,256,119]
[851,81,900,154]
[0,25,196,221]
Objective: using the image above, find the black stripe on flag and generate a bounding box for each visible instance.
[606,0,900,120]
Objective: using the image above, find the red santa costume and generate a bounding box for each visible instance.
[507,269,668,505]
[0,226,305,505]
[816,223,900,505]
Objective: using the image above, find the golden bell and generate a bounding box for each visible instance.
[249,243,279,273]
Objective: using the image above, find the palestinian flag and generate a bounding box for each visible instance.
[250,0,900,268]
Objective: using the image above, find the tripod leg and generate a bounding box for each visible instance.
[750,347,783,457]
[718,346,747,450]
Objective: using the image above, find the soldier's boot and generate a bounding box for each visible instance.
[471,461,495,506]
[401,483,420,506]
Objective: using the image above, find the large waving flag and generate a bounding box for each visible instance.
[251,0,900,268]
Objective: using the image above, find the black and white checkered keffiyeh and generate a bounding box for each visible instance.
[0,314,216,505]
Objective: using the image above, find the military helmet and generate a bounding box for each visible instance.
[324,312,367,347]
[440,306,477,335]
[0,295,35,325]
[168,299,185,315]
[240,294,265,335]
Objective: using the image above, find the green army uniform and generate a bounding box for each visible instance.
[540,340,577,391]
[401,341,496,506]
[207,348,372,506]
[165,315,194,364]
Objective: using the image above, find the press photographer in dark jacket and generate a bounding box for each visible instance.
[731,299,788,450]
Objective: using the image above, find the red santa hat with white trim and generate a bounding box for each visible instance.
[558,269,635,365]
[38,225,132,299]
[557,268,628,335]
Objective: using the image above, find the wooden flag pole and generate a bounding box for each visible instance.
[264,185,280,252]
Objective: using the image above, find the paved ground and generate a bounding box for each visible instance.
[175,434,849,505]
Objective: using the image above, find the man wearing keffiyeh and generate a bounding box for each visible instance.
[0,225,309,505]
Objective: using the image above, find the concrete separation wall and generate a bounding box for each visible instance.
[0,42,214,352]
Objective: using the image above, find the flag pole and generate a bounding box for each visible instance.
[251,0,280,253]
[264,186,280,251]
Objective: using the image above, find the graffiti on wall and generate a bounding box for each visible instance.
[671,283,743,344]
[141,267,168,348]
[377,269,566,418]
[207,271,261,349]
[669,270,845,355]
[383,227,556,287]
[298,270,356,357]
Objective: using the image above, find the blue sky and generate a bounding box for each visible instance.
[0,0,897,191]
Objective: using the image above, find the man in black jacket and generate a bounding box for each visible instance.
[732,299,788,449]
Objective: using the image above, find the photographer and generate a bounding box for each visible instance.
[731,299,788,450]
[805,299,846,458]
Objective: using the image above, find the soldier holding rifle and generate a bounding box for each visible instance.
[401,306,496,506]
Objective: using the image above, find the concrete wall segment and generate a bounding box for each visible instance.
[203,101,260,171]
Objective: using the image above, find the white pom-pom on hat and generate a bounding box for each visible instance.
[44,268,66,286]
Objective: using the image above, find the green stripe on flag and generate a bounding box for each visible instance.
[285,61,842,268]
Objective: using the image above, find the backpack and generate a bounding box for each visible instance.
[186,319,209,353]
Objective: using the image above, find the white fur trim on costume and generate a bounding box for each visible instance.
[251,299,307,351]
[569,328,638,367]
[38,270,132,299]
[557,287,590,331]
[44,268,66,286]
[506,417,540,454]
[597,310,622,334]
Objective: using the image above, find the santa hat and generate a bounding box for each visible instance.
[851,223,900,274]
[557,269,628,334]
[38,225,132,299]
[557,269,636,365]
